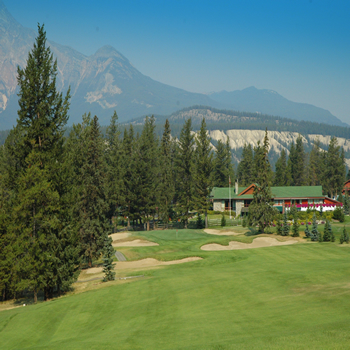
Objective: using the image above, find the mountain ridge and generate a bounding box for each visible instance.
[0,0,347,129]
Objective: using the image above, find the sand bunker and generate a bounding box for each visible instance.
[201,237,298,251]
[86,257,202,274]
[112,239,159,247]
[110,232,130,241]
[204,229,243,236]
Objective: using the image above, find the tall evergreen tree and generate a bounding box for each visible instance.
[73,115,110,267]
[175,118,195,228]
[237,143,254,186]
[105,111,123,223]
[158,119,175,228]
[213,138,235,187]
[293,135,306,186]
[308,138,324,186]
[102,233,116,282]
[248,129,274,232]
[135,116,159,230]
[194,118,214,228]
[324,137,346,197]
[287,142,297,186]
[274,149,288,186]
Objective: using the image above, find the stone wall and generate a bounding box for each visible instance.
[213,200,224,212]
[235,200,244,216]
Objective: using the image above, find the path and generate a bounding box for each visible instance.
[115,251,127,261]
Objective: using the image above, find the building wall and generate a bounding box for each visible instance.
[236,200,244,216]
[213,200,224,212]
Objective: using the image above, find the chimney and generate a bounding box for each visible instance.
[235,179,238,194]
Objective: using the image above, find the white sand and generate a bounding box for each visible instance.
[86,257,202,274]
[204,229,243,236]
[112,239,159,247]
[201,237,298,251]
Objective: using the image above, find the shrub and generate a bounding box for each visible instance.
[310,214,321,242]
[281,212,290,236]
[340,226,350,244]
[291,219,299,237]
[304,222,311,238]
[333,207,345,222]
[196,213,205,229]
[221,214,226,227]
[276,220,282,235]
[322,220,334,242]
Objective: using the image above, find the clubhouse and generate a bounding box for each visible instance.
[210,182,342,216]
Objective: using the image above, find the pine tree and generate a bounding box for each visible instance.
[323,220,334,242]
[194,118,214,228]
[276,219,282,236]
[324,137,345,197]
[102,234,116,282]
[73,115,110,267]
[308,139,324,186]
[344,193,350,215]
[282,211,290,236]
[105,111,123,222]
[214,138,235,187]
[237,143,254,186]
[221,214,226,227]
[158,119,175,228]
[291,217,300,237]
[175,118,195,228]
[120,125,137,228]
[134,116,159,230]
[310,214,320,241]
[340,226,349,244]
[293,135,306,186]
[274,149,288,186]
[287,142,297,186]
[196,213,205,229]
[248,129,274,232]
[304,222,311,238]
[8,24,76,301]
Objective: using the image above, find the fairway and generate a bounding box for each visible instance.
[1,229,350,349]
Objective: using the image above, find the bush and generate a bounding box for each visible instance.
[291,219,299,237]
[242,217,247,227]
[323,220,334,242]
[333,207,345,222]
[196,213,205,229]
[221,214,226,227]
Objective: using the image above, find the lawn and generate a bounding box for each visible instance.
[1,226,350,349]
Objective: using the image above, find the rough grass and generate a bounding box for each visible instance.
[1,225,350,349]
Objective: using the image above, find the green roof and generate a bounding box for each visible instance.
[210,186,246,199]
[211,185,323,200]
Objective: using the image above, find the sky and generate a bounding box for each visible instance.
[4,0,350,124]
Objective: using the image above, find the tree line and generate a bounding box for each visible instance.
[238,135,346,198]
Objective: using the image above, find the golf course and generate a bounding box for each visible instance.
[1,223,350,349]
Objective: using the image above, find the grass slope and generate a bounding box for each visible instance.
[1,228,350,349]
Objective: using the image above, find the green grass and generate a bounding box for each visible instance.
[1,227,350,349]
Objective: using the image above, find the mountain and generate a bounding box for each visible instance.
[0,1,347,130]
[209,87,348,127]
[0,1,219,129]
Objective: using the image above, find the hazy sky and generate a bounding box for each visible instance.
[4,0,350,123]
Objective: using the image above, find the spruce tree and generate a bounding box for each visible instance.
[135,116,159,230]
[237,143,254,186]
[158,119,175,228]
[308,138,324,186]
[324,137,345,197]
[291,217,300,237]
[175,119,195,229]
[323,220,334,242]
[213,139,235,187]
[282,211,290,236]
[105,111,123,222]
[276,219,282,236]
[344,193,350,215]
[310,214,320,241]
[274,149,288,186]
[194,118,214,228]
[293,135,306,186]
[304,222,311,238]
[340,226,349,244]
[73,115,110,267]
[248,129,274,232]
[102,234,116,282]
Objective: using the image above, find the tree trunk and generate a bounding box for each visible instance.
[44,287,49,301]
[88,259,92,268]
[147,220,150,231]
[205,210,208,228]
[34,289,37,303]
[2,288,5,302]
[57,284,61,297]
